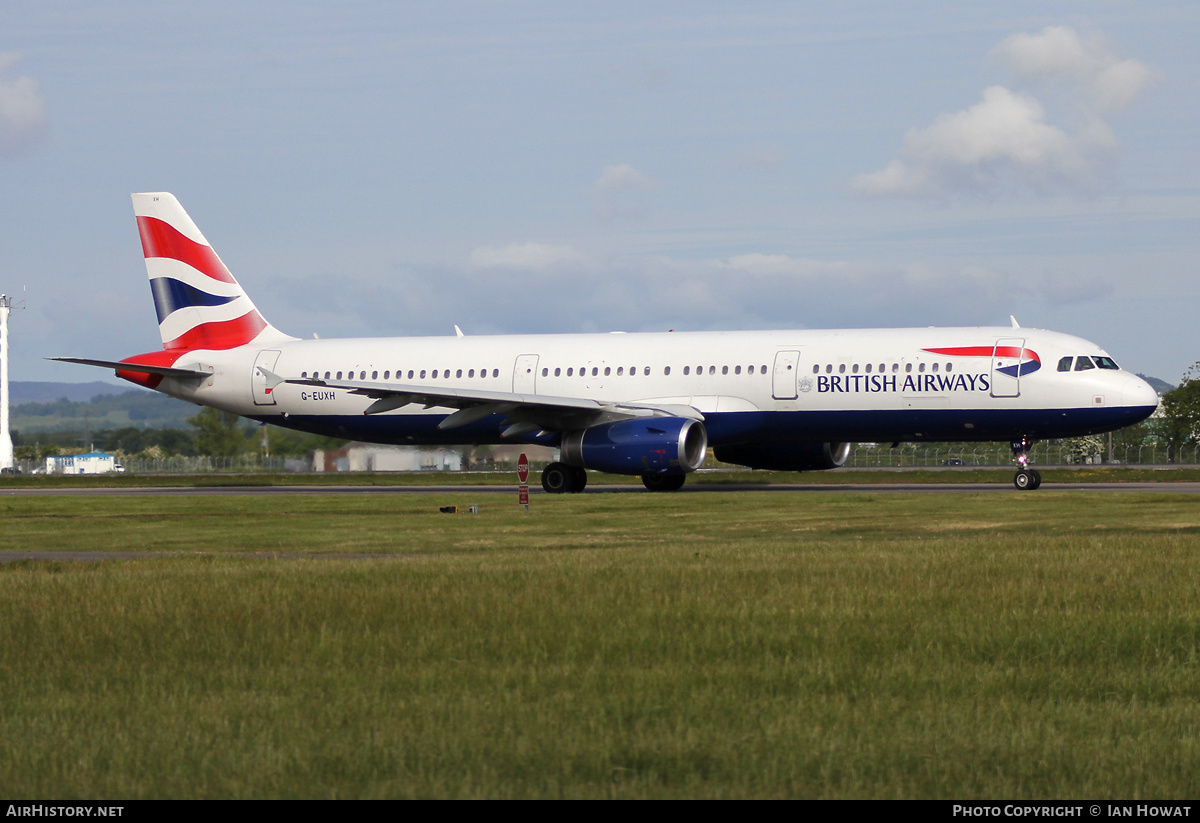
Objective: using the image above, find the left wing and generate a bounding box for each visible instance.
[260,368,703,438]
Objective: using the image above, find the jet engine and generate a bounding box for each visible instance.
[560,417,708,476]
[713,441,852,471]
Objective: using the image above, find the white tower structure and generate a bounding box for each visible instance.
[0,294,12,470]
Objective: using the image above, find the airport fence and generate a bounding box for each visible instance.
[846,443,1200,468]
[10,455,303,475]
[118,455,306,473]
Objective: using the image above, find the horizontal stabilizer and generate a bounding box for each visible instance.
[49,357,211,380]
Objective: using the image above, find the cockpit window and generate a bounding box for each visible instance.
[1058,357,1073,372]
[1094,356,1119,370]
[1074,356,1096,371]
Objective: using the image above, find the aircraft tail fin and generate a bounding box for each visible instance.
[132,192,292,351]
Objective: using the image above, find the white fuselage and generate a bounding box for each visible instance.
[148,325,1158,449]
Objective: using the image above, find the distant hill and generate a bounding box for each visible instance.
[10,381,130,403]
[11,384,198,434]
[1138,374,1174,396]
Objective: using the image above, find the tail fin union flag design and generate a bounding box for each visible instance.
[116,193,281,389]
[137,213,268,351]
[922,346,1041,378]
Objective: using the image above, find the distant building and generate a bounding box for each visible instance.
[312,445,464,473]
[45,453,119,475]
[310,443,556,473]
[483,444,556,467]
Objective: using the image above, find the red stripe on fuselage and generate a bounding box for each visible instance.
[163,310,267,350]
[136,216,237,284]
[922,346,1040,362]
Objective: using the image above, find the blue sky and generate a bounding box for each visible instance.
[3,2,1198,384]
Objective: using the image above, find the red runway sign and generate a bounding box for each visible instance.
[518,453,530,509]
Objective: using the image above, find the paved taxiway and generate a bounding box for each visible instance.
[5,482,1200,496]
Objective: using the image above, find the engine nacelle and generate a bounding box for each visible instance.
[561,417,708,476]
[713,441,852,472]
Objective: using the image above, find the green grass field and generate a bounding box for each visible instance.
[2,491,1199,798]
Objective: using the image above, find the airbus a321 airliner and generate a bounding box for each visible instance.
[56,193,1159,492]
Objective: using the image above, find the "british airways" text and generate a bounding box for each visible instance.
[816,373,992,394]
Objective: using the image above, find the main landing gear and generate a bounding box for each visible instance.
[541,462,588,494]
[641,472,686,492]
[1011,437,1042,491]
[540,464,689,493]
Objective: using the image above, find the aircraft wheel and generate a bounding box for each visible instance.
[1013,469,1035,490]
[541,462,572,494]
[642,472,686,492]
[1029,469,1042,490]
[663,474,687,491]
[567,466,588,494]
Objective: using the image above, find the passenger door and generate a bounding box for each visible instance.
[513,354,539,394]
[991,338,1025,398]
[252,350,281,406]
[772,350,800,400]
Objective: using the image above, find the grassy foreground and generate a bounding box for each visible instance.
[2,491,1199,798]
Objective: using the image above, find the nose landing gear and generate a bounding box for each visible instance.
[1011,437,1042,490]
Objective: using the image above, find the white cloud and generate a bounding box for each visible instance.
[594,163,651,192]
[593,163,653,221]
[991,26,1156,113]
[0,53,48,158]
[853,86,1113,196]
[467,242,595,272]
[854,26,1151,199]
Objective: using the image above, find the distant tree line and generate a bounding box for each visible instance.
[14,414,345,463]
[13,391,194,423]
[1157,361,1200,462]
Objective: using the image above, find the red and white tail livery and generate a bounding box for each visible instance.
[134,192,292,351]
[55,193,1160,493]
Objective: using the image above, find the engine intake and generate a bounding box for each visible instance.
[561,417,708,476]
[713,441,852,472]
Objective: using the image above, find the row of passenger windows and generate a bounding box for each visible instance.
[540,364,769,378]
[1058,356,1119,372]
[301,368,502,380]
[300,364,773,381]
[813,362,952,375]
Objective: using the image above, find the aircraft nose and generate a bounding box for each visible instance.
[1121,374,1159,411]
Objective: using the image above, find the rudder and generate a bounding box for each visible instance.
[132,192,291,351]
